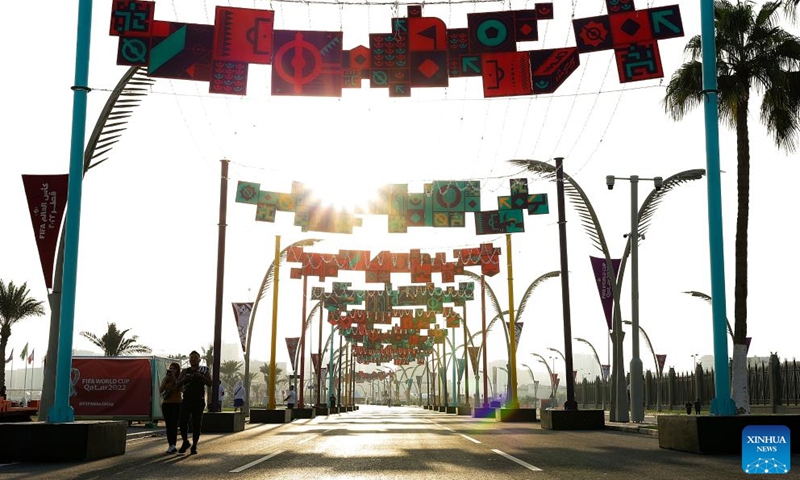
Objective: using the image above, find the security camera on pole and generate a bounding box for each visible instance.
[606,174,662,424]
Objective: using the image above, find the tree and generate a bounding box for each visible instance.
[663,0,800,413]
[0,280,46,389]
[201,344,214,370]
[219,359,244,404]
[259,362,287,391]
[79,322,152,356]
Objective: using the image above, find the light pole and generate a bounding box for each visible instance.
[606,174,663,423]
[692,353,699,369]
[623,320,663,412]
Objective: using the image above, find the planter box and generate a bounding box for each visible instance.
[248,408,292,424]
[0,420,126,462]
[202,412,245,432]
[293,408,316,419]
[658,414,800,454]
[540,409,604,430]
[496,408,538,423]
[472,407,496,419]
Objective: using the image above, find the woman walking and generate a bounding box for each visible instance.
[160,362,182,453]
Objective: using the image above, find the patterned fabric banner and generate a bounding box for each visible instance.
[468,346,480,374]
[457,358,466,382]
[589,256,621,330]
[21,174,69,289]
[505,321,524,353]
[230,302,253,353]
[285,337,300,372]
[656,354,667,376]
[550,373,560,389]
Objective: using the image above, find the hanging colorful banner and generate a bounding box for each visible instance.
[656,354,667,376]
[550,373,560,389]
[21,174,69,289]
[285,337,300,372]
[589,256,621,330]
[468,346,480,374]
[230,302,253,354]
[109,1,683,97]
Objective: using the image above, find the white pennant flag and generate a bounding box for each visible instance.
[231,302,253,354]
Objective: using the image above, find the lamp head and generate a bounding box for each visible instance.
[606,175,615,190]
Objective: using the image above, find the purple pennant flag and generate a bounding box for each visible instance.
[590,256,621,330]
[656,354,667,376]
[745,337,752,354]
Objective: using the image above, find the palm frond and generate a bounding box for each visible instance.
[509,159,610,256]
[84,66,155,173]
[459,270,503,319]
[304,300,323,334]
[617,170,706,286]
[516,270,560,322]
[682,290,734,338]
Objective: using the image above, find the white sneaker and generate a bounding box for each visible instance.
[167,445,177,454]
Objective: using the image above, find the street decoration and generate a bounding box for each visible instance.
[21,174,69,289]
[109,1,684,97]
[474,178,548,235]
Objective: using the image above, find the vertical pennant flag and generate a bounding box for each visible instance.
[505,321,524,353]
[231,302,253,354]
[311,353,321,374]
[656,354,667,376]
[20,343,29,362]
[468,346,480,373]
[416,375,422,392]
[28,350,34,365]
[5,349,13,363]
[21,174,69,289]
[601,364,610,382]
[285,337,300,372]
[551,373,560,389]
[457,358,466,382]
[590,256,621,330]
[746,337,752,354]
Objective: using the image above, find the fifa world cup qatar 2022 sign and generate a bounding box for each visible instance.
[110,0,684,97]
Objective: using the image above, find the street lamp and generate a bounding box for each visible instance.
[692,353,700,369]
[606,173,663,424]
[623,320,663,412]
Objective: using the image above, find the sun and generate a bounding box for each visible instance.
[304,177,378,214]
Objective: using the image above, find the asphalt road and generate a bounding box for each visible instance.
[0,405,760,479]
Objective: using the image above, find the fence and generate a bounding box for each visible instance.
[571,354,800,412]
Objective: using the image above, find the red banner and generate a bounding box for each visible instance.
[285,337,300,372]
[22,174,69,289]
[70,358,152,416]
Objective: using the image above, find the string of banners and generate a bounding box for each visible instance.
[237,178,548,234]
[110,0,684,97]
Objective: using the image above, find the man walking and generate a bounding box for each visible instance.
[177,350,212,455]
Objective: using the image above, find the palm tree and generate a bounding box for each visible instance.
[220,359,244,405]
[259,362,287,391]
[39,66,155,416]
[201,344,214,370]
[663,0,800,413]
[0,280,46,389]
[79,322,152,356]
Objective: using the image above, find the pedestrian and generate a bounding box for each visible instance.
[329,394,336,409]
[217,382,226,410]
[159,362,182,454]
[685,401,692,415]
[694,399,701,415]
[284,384,296,410]
[177,351,212,455]
[233,380,245,412]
